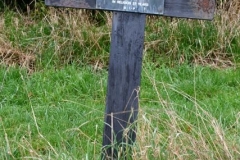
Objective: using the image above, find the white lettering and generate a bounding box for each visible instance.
[113,0,149,7]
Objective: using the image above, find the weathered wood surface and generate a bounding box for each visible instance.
[45,0,215,19]
[102,12,146,158]
[45,0,96,8]
[164,0,215,20]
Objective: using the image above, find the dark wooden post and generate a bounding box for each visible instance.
[102,12,146,158]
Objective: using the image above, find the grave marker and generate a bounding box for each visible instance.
[45,0,215,158]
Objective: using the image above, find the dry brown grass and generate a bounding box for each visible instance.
[133,108,240,159]
[130,80,240,159]
[0,38,35,73]
[0,45,35,72]
[193,51,235,69]
[42,8,111,67]
[0,13,35,73]
[1,1,239,71]
[144,0,239,69]
[214,0,240,52]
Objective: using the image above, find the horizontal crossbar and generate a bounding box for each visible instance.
[45,0,215,20]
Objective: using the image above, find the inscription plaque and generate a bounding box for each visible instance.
[45,0,164,15]
[96,0,164,14]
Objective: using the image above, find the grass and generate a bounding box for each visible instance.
[0,64,239,159]
[0,66,106,159]
[0,0,240,159]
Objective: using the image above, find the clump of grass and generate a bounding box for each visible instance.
[133,104,240,159]
[144,0,240,68]
[131,68,240,159]
[0,66,106,159]
[35,8,111,69]
[0,16,35,73]
[1,7,111,70]
[0,42,35,73]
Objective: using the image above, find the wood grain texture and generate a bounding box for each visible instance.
[45,0,215,20]
[45,0,96,9]
[102,12,146,158]
[164,0,215,20]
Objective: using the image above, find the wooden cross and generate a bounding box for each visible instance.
[45,0,215,158]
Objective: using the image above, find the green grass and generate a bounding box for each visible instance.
[142,64,240,127]
[0,2,240,159]
[0,64,239,159]
[0,66,106,159]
